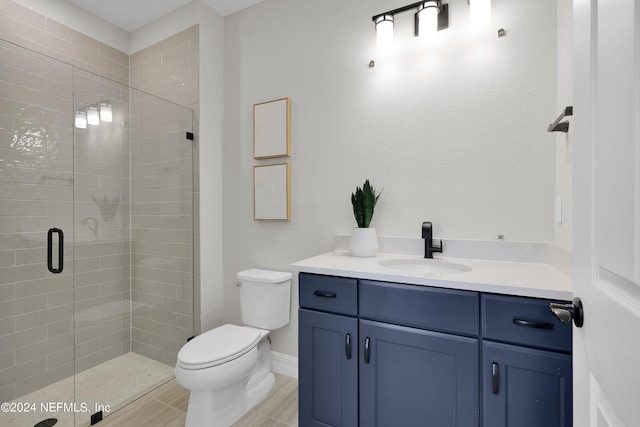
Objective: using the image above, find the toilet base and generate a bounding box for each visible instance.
[245,371,275,411]
[181,337,275,427]
[183,371,275,427]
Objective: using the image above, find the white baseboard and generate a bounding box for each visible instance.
[271,351,298,379]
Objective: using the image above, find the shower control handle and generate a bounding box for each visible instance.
[47,228,64,274]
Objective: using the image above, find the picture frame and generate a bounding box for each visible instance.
[254,163,291,221]
[253,97,291,159]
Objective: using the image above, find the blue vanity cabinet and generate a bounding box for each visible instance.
[299,273,480,427]
[483,341,572,427]
[359,319,479,427]
[299,308,358,427]
[298,273,359,427]
[358,280,480,427]
[481,294,573,427]
[298,273,572,427]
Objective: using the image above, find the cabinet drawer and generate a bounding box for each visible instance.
[359,280,479,336]
[482,294,572,353]
[299,273,357,316]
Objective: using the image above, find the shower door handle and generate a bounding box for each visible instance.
[47,228,64,274]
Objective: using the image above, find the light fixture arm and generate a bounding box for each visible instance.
[372,0,448,34]
[372,0,432,23]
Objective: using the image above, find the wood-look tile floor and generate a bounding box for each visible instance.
[97,373,298,427]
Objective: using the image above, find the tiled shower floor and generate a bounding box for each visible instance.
[3,352,174,427]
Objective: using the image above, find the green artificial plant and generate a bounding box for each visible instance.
[351,179,382,228]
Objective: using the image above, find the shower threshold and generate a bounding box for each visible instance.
[3,353,174,427]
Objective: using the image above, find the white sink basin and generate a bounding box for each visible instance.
[378,258,472,274]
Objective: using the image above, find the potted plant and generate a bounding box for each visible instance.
[350,179,381,257]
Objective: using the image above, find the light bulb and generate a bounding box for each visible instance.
[75,111,87,129]
[99,103,112,122]
[470,0,491,29]
[418,1,439,37]
[376,15,394,54]
[87,107,100,126]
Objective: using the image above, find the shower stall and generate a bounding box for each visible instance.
[1,39,194,426]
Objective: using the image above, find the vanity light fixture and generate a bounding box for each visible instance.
[469,0,491,29]
[416,1,440,37]
[372,0,449,50]
[87,106,100,126]
[375,14,394,53]
[99,103,113,122]
[74,111,87,129]
[75,101,112,129]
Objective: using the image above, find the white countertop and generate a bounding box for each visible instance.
[291,251,573,301]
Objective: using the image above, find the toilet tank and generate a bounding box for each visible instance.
[237,269,292,330]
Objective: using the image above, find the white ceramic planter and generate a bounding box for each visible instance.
[350,227,379,257]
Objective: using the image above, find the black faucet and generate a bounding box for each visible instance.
[422,222,443,258]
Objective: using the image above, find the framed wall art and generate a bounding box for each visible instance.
[253,97,291,159]
[254,163,291,221]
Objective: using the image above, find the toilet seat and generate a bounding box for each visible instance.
[177,324,263,370]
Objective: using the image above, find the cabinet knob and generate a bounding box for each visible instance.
[550,297,584,328]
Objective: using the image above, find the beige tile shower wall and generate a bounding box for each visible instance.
[130,26,198,112]
[0,1,132,401]
[129,95,194,366]
[130,26,198,365]
[0,0,129,86]
[0,40,76,403]
[73,68,132,374]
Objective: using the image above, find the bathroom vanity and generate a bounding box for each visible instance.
[293,250,573,427]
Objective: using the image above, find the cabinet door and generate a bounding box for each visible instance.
[359,319,479,427]
[299,309,358,427]
[483,341,572,427]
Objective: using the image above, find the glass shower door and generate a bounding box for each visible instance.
[1,37,194,427]
[71,67,135,426]
[0,40,76,427]
[72,76,194,424]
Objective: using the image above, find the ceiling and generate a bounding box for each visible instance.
[65,0,265,32]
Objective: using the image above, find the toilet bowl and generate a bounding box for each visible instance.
[175,269,292,427]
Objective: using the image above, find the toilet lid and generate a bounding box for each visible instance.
[237,269,292,283]
[177,325,262,369]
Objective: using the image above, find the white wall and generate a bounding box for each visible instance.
[223,0,559,357]
[554,0,573,252]
[196,4,225,332]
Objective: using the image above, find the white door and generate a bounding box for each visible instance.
[572,0,640,426]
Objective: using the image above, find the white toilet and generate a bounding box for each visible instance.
[175,269,292,427]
